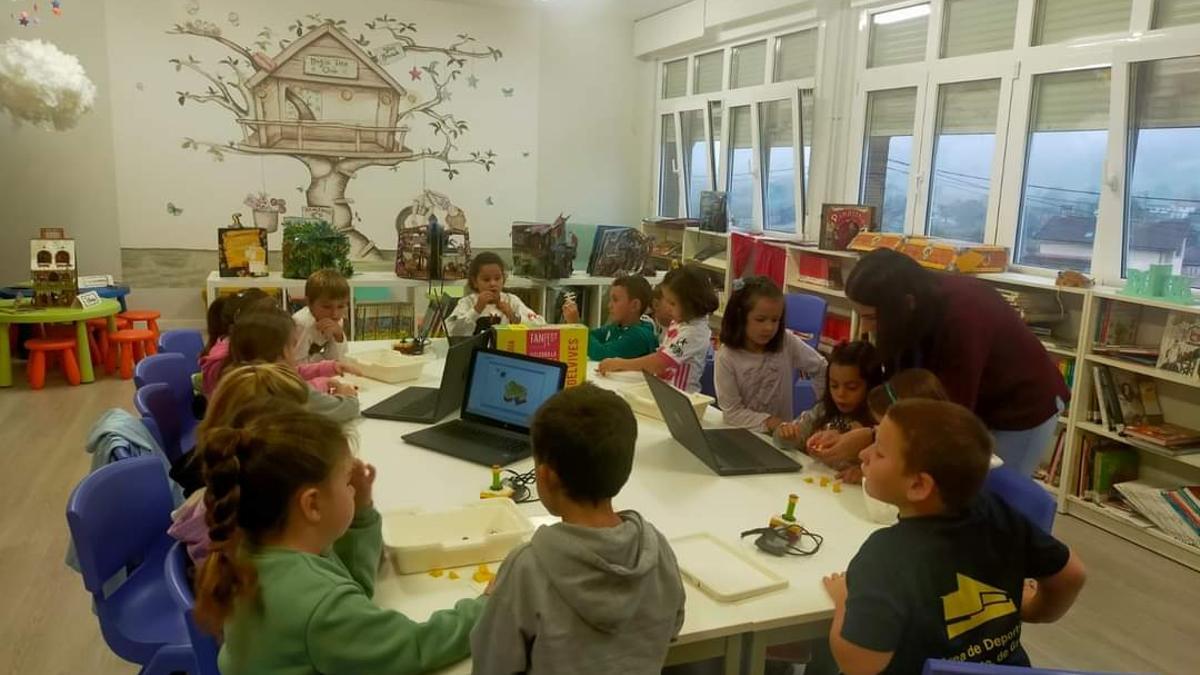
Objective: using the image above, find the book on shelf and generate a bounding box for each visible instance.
[1114,481,1200,547]
[1157,311,1200,379]
[794,252,844,289]
[692,243,726,262]
[996,288,1065,325]
[1040,428,1067,488]
[1097,302,1142,345]
[1090,447,1139,499]
[642,217,697,229]
[1051,356,1076,389]
[1108,368,1163,427]
[1123,423,1200,452]
[1092,365,1124,431]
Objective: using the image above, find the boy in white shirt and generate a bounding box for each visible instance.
[292,269,350,364]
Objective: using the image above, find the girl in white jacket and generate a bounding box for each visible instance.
[445,252,545,336]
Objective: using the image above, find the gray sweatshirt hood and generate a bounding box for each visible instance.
[530,510,665,633]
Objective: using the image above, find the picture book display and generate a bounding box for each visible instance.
[1157,311,1200,379]
[819,204,874,251]
[512,215,578,279]
[699,191,728,233]
[587,226,652,277]
[218,226,268,278]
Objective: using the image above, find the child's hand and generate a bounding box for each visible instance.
[496,298,517,322]
[336,361,364,377]
[822,571,848,605]
[350,460,376,512]
[474,291,498,313]
[317,318,345,342]
[561,299,580,324]
[807,429,841,453]
[597,358,626,375]
[330,380,359,398]
[836,464,863,485]
[776,422,803,443]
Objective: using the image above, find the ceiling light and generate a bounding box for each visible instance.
[873,4,930,26]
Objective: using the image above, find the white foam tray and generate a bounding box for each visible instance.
[621,382,714,422]
[346,349,432,384]
[671,532,789,603]
[382,499,533,575]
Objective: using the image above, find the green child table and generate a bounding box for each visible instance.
[0,298,122,387]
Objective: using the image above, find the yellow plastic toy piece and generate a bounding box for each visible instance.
[448,570,460,580]
[472,564,495,584]
[819,476,830,487]
[832,482,843,494]
[428,568,445,578]
[803,476,815,484]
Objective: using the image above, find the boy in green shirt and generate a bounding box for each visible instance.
[562,275,659,360]
[194,403,485,675]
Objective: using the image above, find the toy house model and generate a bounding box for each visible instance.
[241,26,413,157]
[512,215,578,279]
[30,228,77,308]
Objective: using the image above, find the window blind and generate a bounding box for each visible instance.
[937,79,1002,134]
[694,51,724,94]
[730,105,753,147]
[869,5,930,68]
[731,41,767,88]
[1034,0,1131,45]
[1134,56,1200,129]
[760,99,794,147]
[801,89,815,148]
[1155,0,1200,28]
[663,59,687,98]
[774,29,818,82]
[942,0,1017,58]
[867,88,918,137]
[1031,69,1111,131]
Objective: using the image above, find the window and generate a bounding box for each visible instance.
[731,41,767,89]
[1016,69,1111,271]
[659,114,680,217]
[1155,0,1200,28]
[927,80,1002,242]
[1033,0,1131,46]
[861,88,918,233]
[775,29,818,82]
[710,102,723,184]
[663,59,687,98]
[801,90,814,202]
[681,110,711,218]
[727,106,755,229]
[1126,56,1200,286]
[760,100,796,232]
[869,3,931,68]
[694,51,724,94]
[941,0,1017,58]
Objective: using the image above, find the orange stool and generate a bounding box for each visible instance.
[24,338,81,389]
[118,311,161,340]
[107,329,156,380]
[86,318,131,370]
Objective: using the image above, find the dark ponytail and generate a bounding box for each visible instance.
[193,404,351,636]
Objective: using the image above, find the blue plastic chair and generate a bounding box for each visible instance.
[924,658,1136,674]
[785,293,828,417]
[984,466,1057,533]
[165,542,222,675]
[158,330,204,375]
[135,383,195,464]
[66,456,197,675]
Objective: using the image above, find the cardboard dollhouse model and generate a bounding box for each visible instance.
[241,26,412,156]
[31,228,77,308]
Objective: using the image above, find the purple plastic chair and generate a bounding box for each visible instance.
[135,383,195,464]
[158,330,204,375]
[165,542,222,675]
[984,466,1057,533]
[786,293,828,417]
[924,658,1139,674]
[699,347,716,402]
[66,456,197,675]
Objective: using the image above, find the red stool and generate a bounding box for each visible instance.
[107,329,156,380]
[24,338,81,389]
[86,317,131,371]
[118,311,161,340]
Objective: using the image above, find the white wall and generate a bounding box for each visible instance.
[0,0,122,279]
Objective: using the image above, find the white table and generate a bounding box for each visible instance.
[342,341,883,675]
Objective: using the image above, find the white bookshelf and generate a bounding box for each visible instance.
[678,229,732,328]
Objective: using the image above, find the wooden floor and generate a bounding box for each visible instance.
[1,375,1196,675]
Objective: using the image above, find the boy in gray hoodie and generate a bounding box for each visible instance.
[470,384,686,675]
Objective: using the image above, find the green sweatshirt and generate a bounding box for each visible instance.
[219,508,486,675]
[587,318,659,361]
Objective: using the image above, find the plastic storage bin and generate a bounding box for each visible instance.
[345,350,431,384]
[382,499,534,574]
[620,382,714,422]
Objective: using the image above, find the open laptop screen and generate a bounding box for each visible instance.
[462,349,566,433]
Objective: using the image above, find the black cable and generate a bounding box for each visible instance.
[500,468,539,504]
[740,525,824,557]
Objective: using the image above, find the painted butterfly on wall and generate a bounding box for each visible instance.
[501,87,514,97]
[166,202,183,216]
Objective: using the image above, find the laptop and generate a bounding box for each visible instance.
[402,348,567,466]
[643,373,801,476]
[362,333,488,423]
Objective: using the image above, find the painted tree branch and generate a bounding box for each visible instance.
[177,92,243,116]
[366,16,502,61]
[167,21,255,63]
[170,57,248,117]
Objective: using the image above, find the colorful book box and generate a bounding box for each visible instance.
[31,228,77,308]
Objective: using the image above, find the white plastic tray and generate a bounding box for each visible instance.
[671,532,789,603]
[621,382,714,422]
[382,499,533,575]
[346,349,432,384]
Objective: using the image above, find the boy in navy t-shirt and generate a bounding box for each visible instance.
[821,399,1087,675]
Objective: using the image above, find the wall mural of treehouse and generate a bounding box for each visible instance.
[169,14,501,261]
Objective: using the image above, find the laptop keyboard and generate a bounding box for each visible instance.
[709,429,798,470]
[437,421,531,455]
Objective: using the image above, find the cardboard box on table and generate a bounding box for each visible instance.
[494,324,588,388]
